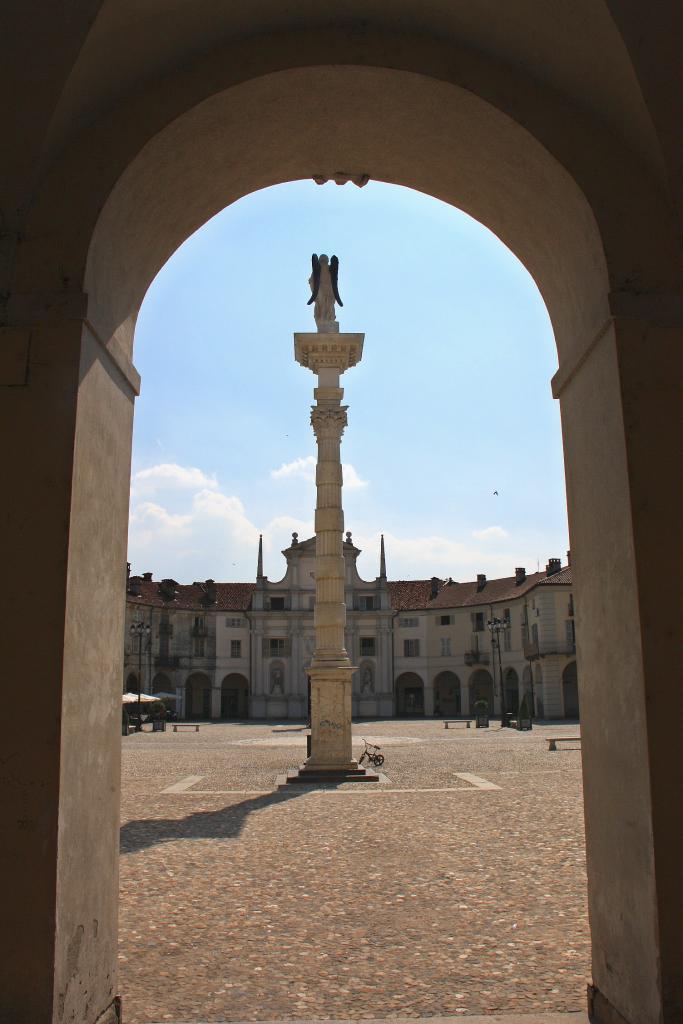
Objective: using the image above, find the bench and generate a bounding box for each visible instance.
[172,723,200,733]
[444,720,471,729]
[547,736,581,751]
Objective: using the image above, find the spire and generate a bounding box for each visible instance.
[380,534,386,578]
[256,534,264,579]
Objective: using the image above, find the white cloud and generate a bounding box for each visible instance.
[270,454,367,489]
[128,464,315,581]
[127,463,542,586]
[472,525,509,541]
[270,455,316,482]
[342,464,368,490]
[351,529,533,583]
[131,463,218,494]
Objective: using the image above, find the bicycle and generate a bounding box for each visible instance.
[358,738,385,768]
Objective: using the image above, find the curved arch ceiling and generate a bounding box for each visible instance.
[86,66,608,364]
[45,0,661,180]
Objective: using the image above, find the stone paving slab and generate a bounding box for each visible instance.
[148,1015,589,1024]
[120,721,588,1023]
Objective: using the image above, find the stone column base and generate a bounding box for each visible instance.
[277,765,380,788]
[307,663,356,768]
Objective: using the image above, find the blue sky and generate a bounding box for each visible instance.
[128,179,568,584]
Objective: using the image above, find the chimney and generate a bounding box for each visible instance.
[256,534,264,579]
[127,576,142,597]
[546,557,562,577]
[515,567,526,585]
[379,534,387,578]
[476,573,487,591]
[430,576,440,599]
[201,579,217,605]
[142,572,153,581]
[158,578,178,601]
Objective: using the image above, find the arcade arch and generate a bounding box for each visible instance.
[433,671,461,717]
[504,668,520,714]
[125,672,138,694]
[395,672,425,716]
[185,672,211,720]
[151,672,172,695]
[3,21,682,1024]
[469,669,494,715]
[563,661,580,719]
[221,673,249,719]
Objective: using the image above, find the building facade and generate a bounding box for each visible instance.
[125,534,577,720]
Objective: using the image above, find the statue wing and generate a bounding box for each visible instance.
[330,254,343,306]
[307,253,320,304]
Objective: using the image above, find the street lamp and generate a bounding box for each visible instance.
[129,620,151,732]
[487,615,510,727]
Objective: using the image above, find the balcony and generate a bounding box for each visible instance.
[524,641,576,659]
[154,655,180,668]
[464,650,490,666]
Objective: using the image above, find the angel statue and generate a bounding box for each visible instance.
[307,253,343,332]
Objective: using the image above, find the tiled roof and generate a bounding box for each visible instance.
[389,567,572,611]
[387,580,438,610]
[127,567,571,612]
[127,580,255,611]
[537,566,572,586]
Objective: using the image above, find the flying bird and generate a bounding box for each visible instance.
[493,490,499,495]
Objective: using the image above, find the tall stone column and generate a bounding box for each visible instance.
[284,331,380,784]
[292,336,362,771]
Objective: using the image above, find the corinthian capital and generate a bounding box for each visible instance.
[311,405,348,438]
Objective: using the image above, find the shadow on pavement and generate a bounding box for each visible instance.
[120,788,305,854]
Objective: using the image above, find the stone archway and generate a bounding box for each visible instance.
[151,672,171,695]
[395,672,425,716]
[3,18,683,1024]
[185,672,211,720]
[434,671,461,717]
[504,668,520,714]
[563,661,580,719]
[469,669,494,716]
[534,665,545,719]
[221,673,249,719]
[125,671,138,694]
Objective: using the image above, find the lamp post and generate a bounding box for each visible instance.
[487,615,510,727]
[130,620,151,732]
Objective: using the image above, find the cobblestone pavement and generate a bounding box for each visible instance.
[119,720,588,1023]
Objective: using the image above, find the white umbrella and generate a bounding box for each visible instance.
[152,691,177,701]
[122,692,159,703]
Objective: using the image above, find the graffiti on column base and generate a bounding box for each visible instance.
[320,719,342,730]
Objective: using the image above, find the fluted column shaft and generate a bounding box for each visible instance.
[311,398,348,664]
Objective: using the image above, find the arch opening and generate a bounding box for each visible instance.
[221,673,249,719]
[469,668,494,715]
[563,661,579,719]
[185,672,211,720]
[396,672,425,716]
[434,671,461,717]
